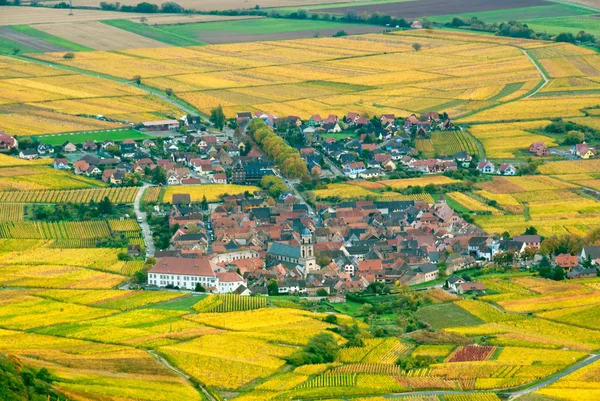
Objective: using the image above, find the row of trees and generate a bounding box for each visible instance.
[447,17,596,44]
[99,1,183,12]
[248,119,309,179]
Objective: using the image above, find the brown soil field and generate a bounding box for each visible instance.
[0,26,67,51]
[0,6,179,25]
[198,24,384,44]
[567,0,600,10]
[35,21,171,50]
[34,0,356,11]
[318,0,550,18]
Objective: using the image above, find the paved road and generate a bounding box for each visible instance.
[316,150,344,177]
[134,184,156,258]
[510,353,600,399]
[522,49,549,99]
[550,148,577,160]
[147,350,216,401]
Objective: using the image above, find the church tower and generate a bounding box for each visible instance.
[300,228,317,272]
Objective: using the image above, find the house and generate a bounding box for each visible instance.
[343,162,366,177]
[211,173,227,184]
[457,282,485,294]
[37,143,54,156]
[53,158,69,170]
[572,142,597,159]
[454,151,472,167]
[380,114,395,127]
[529,142,550,157]
[19,149,38,160]
[555,253,578,270]
[148,257,246,293]
[358,169,383,179]
[346,112,360,125]
[82,141,98,151]
[513,235,541,250]
[447,275,466,293]
[309,114,322,126]
[62,141,77,153]
[580,246,600,265]
[568,266,597,279]
[141,120,180,131]
[498,163,516,176]
[477,160,495,174]
[0,132,17,151]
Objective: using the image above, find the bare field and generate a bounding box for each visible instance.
[319,0,550,18]
[130,15,262,25]
[35,21,171,50]
[567,0,600,10]
[0,6,174,25]
[34,0,357,11]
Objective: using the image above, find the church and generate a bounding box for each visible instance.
[266,228,318,273]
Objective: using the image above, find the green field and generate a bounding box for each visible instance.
[0,37,40,55]
[524,15,600,38]
[10,25,92,52]
[429,4,594,24]
[144,295,205,312]
[102,20,204,47]
[37,129,151,146]
[415,303,484,330]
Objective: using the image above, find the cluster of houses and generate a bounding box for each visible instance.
[530,140,597,160]
[147,192,504,295]
[476,160,516,176]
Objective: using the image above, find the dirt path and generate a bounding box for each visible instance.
[0,26,67,52]
[522,49,550,99]
[147,350,217,401]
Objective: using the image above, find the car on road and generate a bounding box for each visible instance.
[137,216,143,223]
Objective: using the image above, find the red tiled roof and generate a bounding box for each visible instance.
[149,257,216,276]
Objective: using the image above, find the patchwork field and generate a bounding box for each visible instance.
[26,29,548,120]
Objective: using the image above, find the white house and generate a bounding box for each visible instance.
[148,257,247,293]
[343,161,366,178]
[477,160,495,174]
[499,163,516,176]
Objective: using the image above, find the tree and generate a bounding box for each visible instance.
[564,130,585,145]
[140,16,147,23]
[210,105,226,130]
[12,47,20,55]
[98,196,113,214]
[287,333,339,365]
[524,226,538,235]
[134,1,159,12]
[317,289,329,297]
[200,195,208,210]
[165,87,173,97]
[556,32,576,43]
[151,166,167,185]
[267,278,279,296]
[317,256,330,268]
[412,43,422,51]
[133,75,142,86]
[194,283,206,292]
[161,1,183,12]
[63,52,75,59]
[324,314,337,324]
[333,30,348,37]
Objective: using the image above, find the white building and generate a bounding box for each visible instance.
[148,257,246,293]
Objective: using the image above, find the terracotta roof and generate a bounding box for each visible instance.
[149,257,216,276]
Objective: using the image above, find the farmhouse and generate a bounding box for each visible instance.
[62,141,77,153]
[148,257,247,293]
[477,160,495,174]
[19,149,38,160]
[0,132,17,151]
[498,163,516,176]
[572,142,597,159]
[555,253,578,270]
[141,120,180,131]
[53,158,69,170]
[529,142,550,157]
